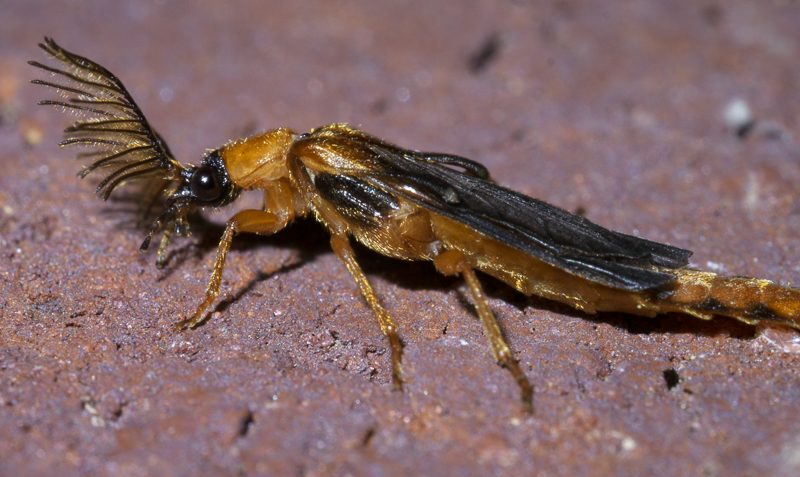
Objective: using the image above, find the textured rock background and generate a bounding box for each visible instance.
[2,1,800,476]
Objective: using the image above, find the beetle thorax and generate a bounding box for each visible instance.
[220,127,298,189]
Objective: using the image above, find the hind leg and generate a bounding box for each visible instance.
[434,249,533,412]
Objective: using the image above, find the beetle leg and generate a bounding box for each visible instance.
[155,221,176,269]
[174,210,282,331]
[434,250,533,412]
[330,233,404,390]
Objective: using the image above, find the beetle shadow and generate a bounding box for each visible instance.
[352,243,758,341]
[350,242,461,292]
[99,197,331,282]
[168,214,332,277]
[475,270,758,340]
[101,199,757,340]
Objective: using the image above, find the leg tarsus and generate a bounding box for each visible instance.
[173,295,217,331]
[498,351,534,413]
[386,326,404,390]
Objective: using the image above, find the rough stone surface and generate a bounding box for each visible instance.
[2,1,800,476]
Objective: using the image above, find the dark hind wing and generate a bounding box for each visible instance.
[29,38,183,201]
[363,143,692,291]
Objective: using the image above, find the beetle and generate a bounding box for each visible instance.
[31,38,800,411]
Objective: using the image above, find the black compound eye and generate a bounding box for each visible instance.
[190,165,223,203]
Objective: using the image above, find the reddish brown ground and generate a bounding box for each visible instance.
[2,1,800,476]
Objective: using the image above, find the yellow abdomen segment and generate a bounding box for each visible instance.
[429,212,800,329]
[661,269,800,327]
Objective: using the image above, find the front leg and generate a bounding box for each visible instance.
[330,233,404,390]
[174,209,283,331]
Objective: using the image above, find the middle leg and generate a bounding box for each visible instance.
[330,233,404,390]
